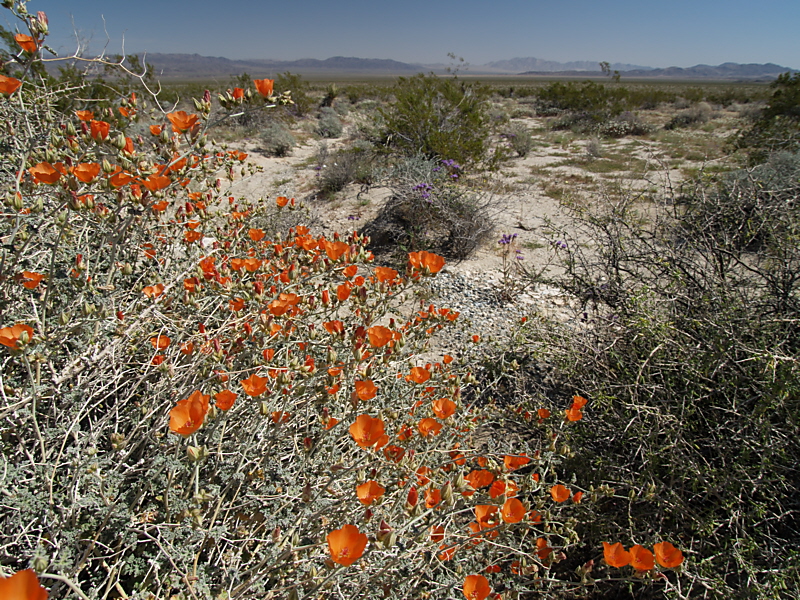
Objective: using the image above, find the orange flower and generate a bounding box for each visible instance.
[229,298,245,312]
[249,228,265,241]
[169,390,209,436]
[653,541,684,568]
[29,162,61,184]
[374,266,399,283]
[572,395,588,409]
[0,74,22,95]
[418,417,442,437]
[383,444,405,462]
[167,111,199,134]
[343,264,358,278]
[408,366,430,384]
[142,283,165,298]
[488,480,507,499]
[20,271,45,290]
[475,505,499,529]
[149,125,162,135]
[324,320,345,335]
[75,110,94,121]
[323,240,350,261]
[463,574,491,600]
[407,486,419,507]
[550,484,570,503]
[430,524,445,542]
[336,282,351,301]
[603,542,631,568]
[504,453,530,471]
[253,78,275,98]
[241,373,269,397]
[367,325,393,348]
[15,34,37,53]
[327,524,367,566]
[150,335,171,350]
[72,163,101,183]
[537,408,551,420]
[349,414,385,448]
[536,537,553,560]
[356,480,385,505]
[214,389,237,411]
[425,488,442,508]
[354,380,377,401]
[0,569,48,600]
[408,250,446,274]
[232,87,245,99]
[572,491,584,503]
[565,407,583,422]
[0,323,34,349]
[276,195,290,208]
[465,469,494,490]
[271,411,290,423]
[501,497,526,523]
[432,398,456,419]
[90,120,110,141]
[180,341,194,354]
[325,417,339,430]
[630,545,655,571]
[142,174,171,192]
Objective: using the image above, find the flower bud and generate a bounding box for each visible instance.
[32,555,48,574]
[66,121,77,137]
[110,432,126,450]
[186,445,205,461]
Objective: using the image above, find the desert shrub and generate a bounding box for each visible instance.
[664,101,714,130]
[363,156,496,262]
[536,81,627,119]
[736,72,800,163]
[316,106,344,138]
[315,141,377,197]
[504,162,800,598]
[0,4,698,599]
[275,71,314,117]
[502,121,534,157]
[597,111,653,137]
[380,73,493,167]
[259,119,296,156]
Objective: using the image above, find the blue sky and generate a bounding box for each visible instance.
[8,0,799,69]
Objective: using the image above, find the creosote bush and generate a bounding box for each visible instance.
[381,73,495,167]
[1,3,691,599]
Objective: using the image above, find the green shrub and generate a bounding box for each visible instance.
[316,106,343,138]
[507,160,800,598]
[380,73,493,167]
[664,102,714,130]
[275,71,314,117]
[502,122,534,157]
[736,72,800,162]
[259,119,296,156]
[315,141,377,197]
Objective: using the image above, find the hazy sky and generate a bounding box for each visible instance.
[9,0,799,69]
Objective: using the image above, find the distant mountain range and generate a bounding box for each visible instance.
[133,53,795,80]
[483,57,652,73]
[519,62,795,80]
[138,53,420,78]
